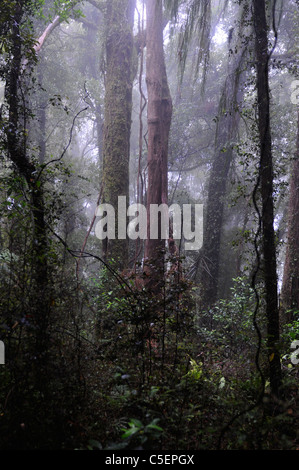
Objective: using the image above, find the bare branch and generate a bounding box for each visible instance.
[36,106,88,181]
[34,15,62,54]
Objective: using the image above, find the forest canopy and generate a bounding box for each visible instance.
[0,0,298,451]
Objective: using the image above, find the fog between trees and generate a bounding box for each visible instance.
[0,0,298,451]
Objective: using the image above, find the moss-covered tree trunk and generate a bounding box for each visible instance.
[281,107,299,322]
[253,0,282,398]
[144,0,173,290]
[102,0,136,270]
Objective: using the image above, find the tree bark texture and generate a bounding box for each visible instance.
[281,107,299,322]
[4,0,49,391]
[102,0,136,270]
[199,51,245,307]
[5,2,48,285]
[253,0,282,398]
[144,0,173,285]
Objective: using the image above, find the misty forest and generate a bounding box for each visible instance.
[0,0,298,451]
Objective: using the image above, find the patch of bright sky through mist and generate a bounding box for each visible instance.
[212,24,227,45]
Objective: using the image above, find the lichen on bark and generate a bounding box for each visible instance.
[102,0,136,269]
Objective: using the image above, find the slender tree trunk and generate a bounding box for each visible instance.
[36,62,47,165]
[102,0,136,270]
[5,0,49,388]
[95,101,103,171]
[82,11,104,172]
[281,107,299,322]
[144,0,173,289]
[253,0,282,398]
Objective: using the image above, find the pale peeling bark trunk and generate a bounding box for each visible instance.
[281,108,299,322]
[144,0,172,288]
[253,0,282,398]
[102,0,136,270]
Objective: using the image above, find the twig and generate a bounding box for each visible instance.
[36,106,88,181]
[76,184,103,283]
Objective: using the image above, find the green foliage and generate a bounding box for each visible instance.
[0,0,298,453]
[284,314,299,341]
[198,277,258,359]
[121,417,163,448]
[35,0,83,23]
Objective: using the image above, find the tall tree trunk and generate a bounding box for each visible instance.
[5,0,49,388]
[253,0,282,398]
[82,10,104,172]
[199,50,245,307]
[102,0,136,270]
[37,62,47,165]
[281,107,299,322]
[95,101,103,172]
[144,0,173,290]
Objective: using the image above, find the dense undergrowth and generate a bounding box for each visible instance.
[0,257,298,451]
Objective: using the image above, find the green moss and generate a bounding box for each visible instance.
[101,0,135,269]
